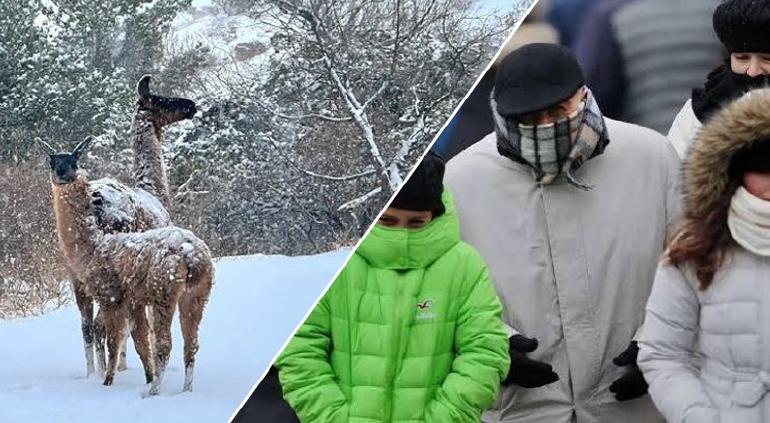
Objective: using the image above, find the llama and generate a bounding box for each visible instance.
[66,76,197,379]
[131,74,196,209]
[41,136,213,396]
[90,75,196,374]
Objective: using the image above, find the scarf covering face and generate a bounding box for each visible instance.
[492,88,610,190]
[728,186,770,256]
[517,101,584,179]
[692,61,770,123]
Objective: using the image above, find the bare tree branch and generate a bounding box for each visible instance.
[337,186,382,211]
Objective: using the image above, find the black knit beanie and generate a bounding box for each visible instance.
[390,151,446,217]
[730,139,770,176]
[713,0,770,54]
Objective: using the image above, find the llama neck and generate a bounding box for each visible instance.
[131,110,172,210]
[51,177,100,273]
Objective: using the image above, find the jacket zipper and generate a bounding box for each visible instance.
[385,273,403,423]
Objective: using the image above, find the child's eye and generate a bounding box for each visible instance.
[408,220,428,229]
[378,218,396,227]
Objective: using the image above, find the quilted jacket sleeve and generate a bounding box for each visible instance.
[638,263,719,423]
[425,261,510,422]
[276,291,349,423]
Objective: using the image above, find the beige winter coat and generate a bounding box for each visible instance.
[445,118,680,423]
[639,88,770,423]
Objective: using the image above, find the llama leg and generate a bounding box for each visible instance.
[147,301,177,397]
[102,304,129,386]
[94,308,107,377]
[130,305,154,384]
[73,281,95,378]
[179,281,210,392]
[118,317,131,372]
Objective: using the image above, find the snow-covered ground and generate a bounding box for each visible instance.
[0,249,348,423]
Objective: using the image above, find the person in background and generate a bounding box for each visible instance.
[445,43,680,423]
[639,88,770,423]
[571,0,634,120]
[545,0,596,46]
[511,0,559,52]
[231,366,300,423]
[668,0,770,158]
[573,0,722,134]
[276,152,510,422]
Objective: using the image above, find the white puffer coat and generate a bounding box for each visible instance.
[667,99,704,160]
[640,252,770,423]
[639,89,770,423]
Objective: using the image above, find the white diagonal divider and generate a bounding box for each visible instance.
[227,0,542,420]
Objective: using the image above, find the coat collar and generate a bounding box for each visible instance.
[356,191,460,270]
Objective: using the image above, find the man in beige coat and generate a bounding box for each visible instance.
[444,43,680,422]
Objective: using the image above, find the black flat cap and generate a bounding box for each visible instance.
[493,43,585,117]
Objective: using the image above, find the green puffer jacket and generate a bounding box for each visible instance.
[276,192,510,423]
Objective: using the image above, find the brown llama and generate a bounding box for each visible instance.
[61,76,197,379]
[131,74,196,210]
[40,137,213,396]
[90,75,197,374]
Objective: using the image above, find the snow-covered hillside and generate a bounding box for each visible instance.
[0,250,348,423]
[170,0,273,65]
[167,0,276,94]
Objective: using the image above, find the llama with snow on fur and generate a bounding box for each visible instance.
[90,75,197,375]
[41,136,212,396]
[65,75,197,379]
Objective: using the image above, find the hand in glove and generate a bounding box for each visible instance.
[609,341,648,401]
[502,334,559,388]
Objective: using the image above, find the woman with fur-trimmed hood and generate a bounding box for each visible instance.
[639,88,770,423]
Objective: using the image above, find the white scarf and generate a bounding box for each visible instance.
[728,186,770,256]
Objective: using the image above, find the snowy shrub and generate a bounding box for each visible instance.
[0,163,70,318]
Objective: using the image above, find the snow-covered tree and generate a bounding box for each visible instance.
[162,0,525,254]
[0,0,531,316]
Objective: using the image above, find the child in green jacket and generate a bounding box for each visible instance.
[276,152,510,422]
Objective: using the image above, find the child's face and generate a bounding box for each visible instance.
[378,207,433,230]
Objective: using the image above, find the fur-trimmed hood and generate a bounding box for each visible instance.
[685,88,770,218]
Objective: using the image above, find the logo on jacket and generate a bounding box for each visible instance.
[416,298,435,320]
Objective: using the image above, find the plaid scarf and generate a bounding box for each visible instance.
[492,88,610,190]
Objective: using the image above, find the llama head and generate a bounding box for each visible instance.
[36,136,94,184]
[136,75,197,127]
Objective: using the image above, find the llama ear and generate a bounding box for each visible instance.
[73,136,95,156]
[137,74,152,99]
[35,137,56,155]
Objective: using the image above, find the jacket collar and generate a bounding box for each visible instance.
[356,190,460,270]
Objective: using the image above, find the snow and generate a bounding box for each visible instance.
[89,178,170,230]
[165,0,283,95]
[169,2,274,66]
[0,249,349,423]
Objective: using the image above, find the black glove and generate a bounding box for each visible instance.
[609,341,648,401]
[502,334,559,388]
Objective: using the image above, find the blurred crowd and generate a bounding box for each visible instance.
[435,0,724,158]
